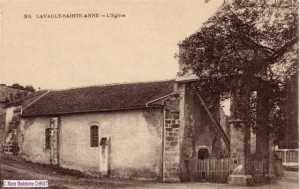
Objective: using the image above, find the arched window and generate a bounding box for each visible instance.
[90,125,99,147]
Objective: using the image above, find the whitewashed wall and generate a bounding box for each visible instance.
[20,109,164,179]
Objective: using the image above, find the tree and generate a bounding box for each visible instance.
[24,86,35,92]
[10,83,35,92]
[10,83,25,90]
[180,0,298,124]
[179,0,298,145]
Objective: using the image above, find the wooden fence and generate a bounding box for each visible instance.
[275,149,298,163]
[193,158,268,183]
[194,158,231,183]
[246,159,269,183]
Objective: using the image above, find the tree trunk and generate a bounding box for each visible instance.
[230,78,252,174]
[256,87,271,158]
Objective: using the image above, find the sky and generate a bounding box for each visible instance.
[0,0,223,90]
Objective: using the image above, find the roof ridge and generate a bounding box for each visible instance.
[50,79,175,92]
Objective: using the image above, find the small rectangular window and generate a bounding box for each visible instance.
[90,126,99,147]
[45,128,51,150]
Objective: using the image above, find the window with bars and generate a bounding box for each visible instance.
[90,125,99,147]
[45,128,51,150]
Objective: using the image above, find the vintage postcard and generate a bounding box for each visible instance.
[0,0,298,188]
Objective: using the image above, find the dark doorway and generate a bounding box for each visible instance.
[198,148,209,160]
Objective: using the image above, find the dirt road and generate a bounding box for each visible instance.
[0,157,298,189]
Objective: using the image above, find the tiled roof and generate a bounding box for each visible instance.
[22,80,175,117]
[22,90,49,108]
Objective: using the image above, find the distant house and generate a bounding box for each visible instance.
[2,90,45,154]
[0,84,31,152]
[17,80,229,181]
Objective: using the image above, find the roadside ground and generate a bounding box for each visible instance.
[0,155,298,189]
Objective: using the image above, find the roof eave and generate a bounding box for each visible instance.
[21,105,164,118]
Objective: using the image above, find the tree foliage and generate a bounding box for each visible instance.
[179,0,298,139]
[10,83,35,92]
